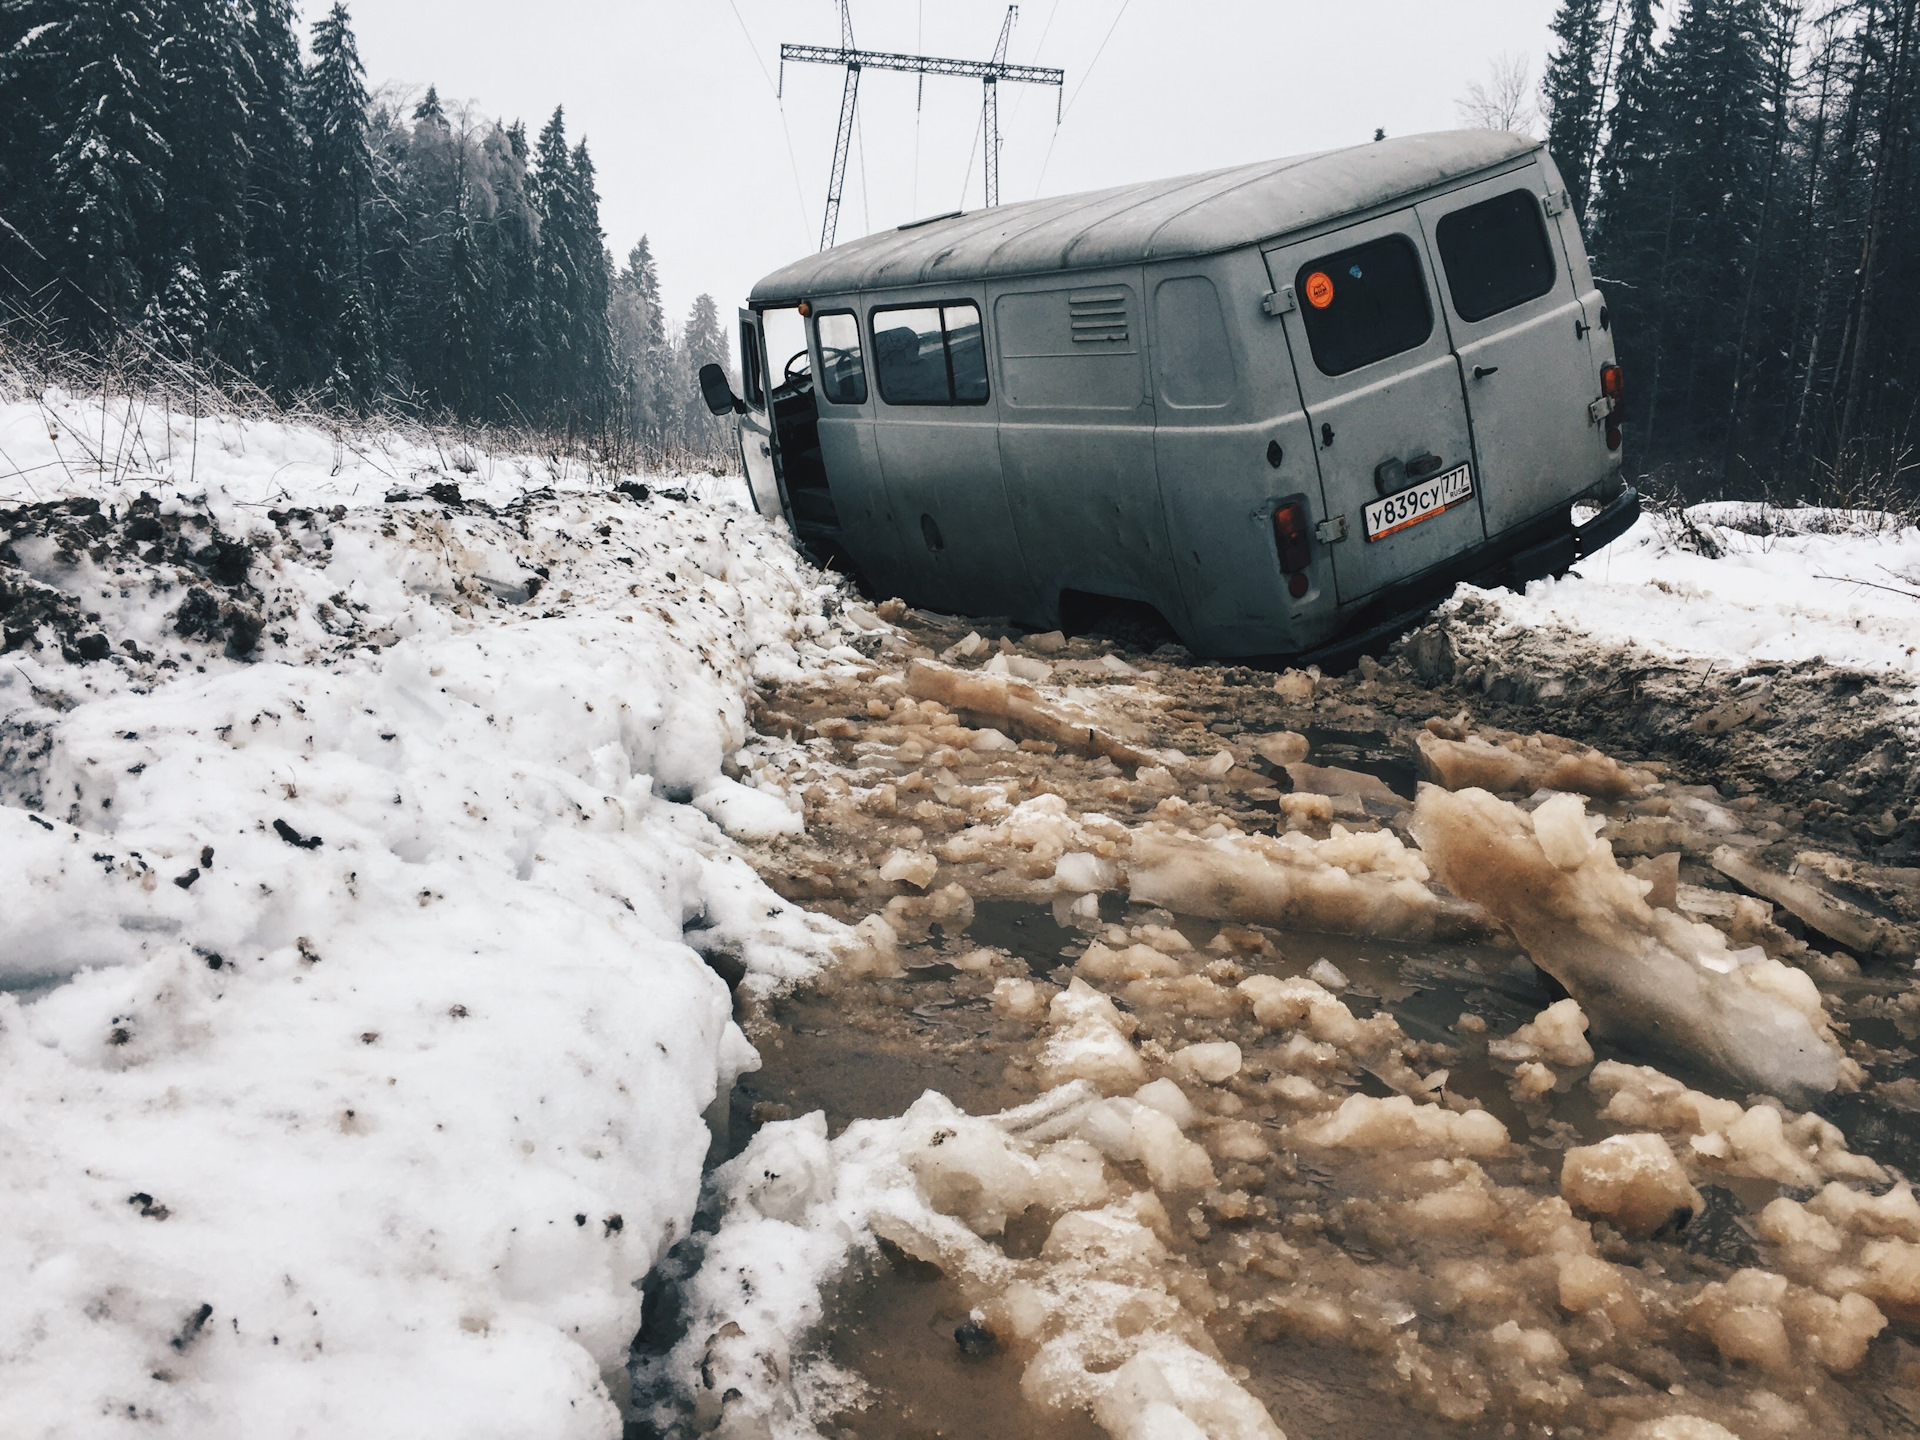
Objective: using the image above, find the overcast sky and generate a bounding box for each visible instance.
[342,0,1561,330]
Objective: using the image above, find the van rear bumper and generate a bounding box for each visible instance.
[1504,484,1642,581]
[1286,486,1640,670]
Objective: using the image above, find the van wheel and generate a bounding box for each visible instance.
[1058,591,1180,650]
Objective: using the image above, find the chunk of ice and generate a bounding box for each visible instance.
[1416,726,1653,799]
[1559,1133,1701,1237]
[1170,1041,1242,1084]
[1410,786,1853,1104]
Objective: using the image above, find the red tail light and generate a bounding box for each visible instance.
[1273,504,1312,596]
[1600,362,1624,451]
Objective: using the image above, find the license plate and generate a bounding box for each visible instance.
[1364,463,1474,541]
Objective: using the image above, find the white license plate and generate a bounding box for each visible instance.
[1364,463,1474,541]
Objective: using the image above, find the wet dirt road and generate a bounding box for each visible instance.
[637,598,1920,1440]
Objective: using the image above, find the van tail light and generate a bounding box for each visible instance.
[1600,362,1624,452]
[1273,503,1312,596]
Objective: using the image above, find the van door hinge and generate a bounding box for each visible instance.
[1262,286,1297,317]
[1587,397,1610,425]
[1314,515,1348,544]
[1543,189,1572,217]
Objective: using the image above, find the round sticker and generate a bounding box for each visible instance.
[1304,271,1335,309]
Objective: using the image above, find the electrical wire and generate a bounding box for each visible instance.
[912,0,924,217]
[1033,0,1131,197]
[1006,0,1065,121]
[1061,0,1131,119]
[958,99,987,210]
[724,0,813,246]
[857,94,872,235]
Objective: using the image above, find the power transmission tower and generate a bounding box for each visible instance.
[781,3,1064,250]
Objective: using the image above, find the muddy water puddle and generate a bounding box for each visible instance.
[659,609,1920,1440]
[722,895,1916,1439]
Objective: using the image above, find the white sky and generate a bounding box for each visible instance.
[339,0,1560,332]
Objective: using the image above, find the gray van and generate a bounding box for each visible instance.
[701,130,1636,661]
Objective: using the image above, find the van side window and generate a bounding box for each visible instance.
[1435,190,1558,322]
[1294,235,1433,377]
[872,302,990,405]
[814,311,867,405]
[740,320,765,408]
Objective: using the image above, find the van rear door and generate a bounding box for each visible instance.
[1414,176,1603,537]
[1263,217,1483,605]
[737,308,786,520]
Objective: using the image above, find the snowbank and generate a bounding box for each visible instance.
[0,390,857,1437]
[1467,504,1920,684]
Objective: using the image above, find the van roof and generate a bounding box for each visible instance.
[750,130,1542,303]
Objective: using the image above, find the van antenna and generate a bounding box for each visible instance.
[782,2,1065,249]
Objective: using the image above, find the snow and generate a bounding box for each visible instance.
[1475,504,1920,684]
[0,388,861,1437]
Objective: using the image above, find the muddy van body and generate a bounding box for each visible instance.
[711,130,1637,661]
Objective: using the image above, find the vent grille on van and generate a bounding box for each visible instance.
[1069,289,1129,344]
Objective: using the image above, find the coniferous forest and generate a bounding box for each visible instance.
[0,1,736,468]
[1539,0,1920,502]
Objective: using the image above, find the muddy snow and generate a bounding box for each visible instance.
[634,510,1920,1440]
[7,394,1920,1440]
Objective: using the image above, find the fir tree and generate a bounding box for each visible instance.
[49,0,171,328]
[1541,0,1608,215]
[242,0,310,382]
[1590,0,1660,248]
[530,107,578,416]
[682,293,729,454]
[303,1,371,388]
[161,0,257,361]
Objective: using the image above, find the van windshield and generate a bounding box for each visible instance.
[1435,190,1558,322]
[1294,235,1432,376]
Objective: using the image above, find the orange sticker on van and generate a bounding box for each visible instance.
[1304,271,1335,309]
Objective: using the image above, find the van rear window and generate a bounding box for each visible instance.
[814,311,866,405]
[872,302,989,405]
[1294,235,1433,376]
[1435,190,1558,322]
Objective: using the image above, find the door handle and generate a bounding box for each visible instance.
[1375,452,1445,495]
[1473,365,1499,379]
[759,442,771,456]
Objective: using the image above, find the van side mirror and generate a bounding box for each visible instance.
[699,362,746,416]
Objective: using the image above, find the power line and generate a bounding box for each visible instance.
[782,4,1063,246]
[1061,0,1131,119]
[912,0,923,217]
[1034,0,1132,197]
[724,0,812,248]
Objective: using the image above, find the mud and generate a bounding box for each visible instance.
[636,599,1920,1440]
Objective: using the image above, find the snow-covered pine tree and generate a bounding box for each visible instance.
[485,118,543,421]
[48,0,171,330]
[568,137,614,426]
[0,0,65,291]
[302,1,372,396]
[1588,0,1659,253]
[1541,0,1608,216]
[1607,0,1776,453]
[530,106,579,418]
[160,0,257,364]
[682,292,730,461]
[242,0,310,382]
